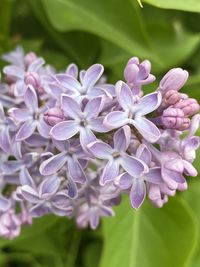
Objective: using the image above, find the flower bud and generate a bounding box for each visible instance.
[24,72,40,88]
[162,107,188,129]
[159,68,188,93]
[0,210,21,239]
[44,107,64,126]
[174,98,199,116]
[24,52,37,69]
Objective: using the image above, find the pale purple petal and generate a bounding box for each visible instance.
[39,176,60,198]
[115,172,132,190]
[50,121,79,141]
[136,144,151,166]
[116,81,134,111]
[130,179,146,209]
[21,185,39,203]
[28,57,45,72]
[87,140,113,159]
[79,127,96,151]
[121,154,146,177]
[19,168,35,187]
[83,64,104,89]
[183,160,197,177]
[3,65,25,79]
[144,168,163,184]
[104,111,129,129]
[132,117,161,143]
[25,133,48,147]
[14,80,26,96]
[24,85,38,111]
[2,161,22,174]
[39,152,67,176]
[66,63,78,79]
[61,95,82,119]
[37,117,51,138]
[136,92,162,115]
[100,160,119,185]
[68,157,86,184]
[114,125,131,152]
[0,128,11,153]
[84,97,104,119]
[0,196,11,212]
[16,120,36,141]
[89,117,110,133]
[9,108,31,122]
[56,74,81,92]
[67,177,78,199]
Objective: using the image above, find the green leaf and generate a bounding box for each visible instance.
[41,0,200,72]
[183,179,200,267]
[100,197,197,267]
[142,0,200,13]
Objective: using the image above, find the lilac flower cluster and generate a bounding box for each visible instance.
[0,47,199,239]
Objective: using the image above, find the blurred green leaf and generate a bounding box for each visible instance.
[100,197,197,267]
[183,179,200,267]
[142,0,200,13]
[41,0,200,72]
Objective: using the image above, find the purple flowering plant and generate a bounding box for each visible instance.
[0,47,199,239]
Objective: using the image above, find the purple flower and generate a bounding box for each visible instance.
[0,210,21,239]
[124,57,155,95]
[3,56,45,96]
[40,140,87,184]
[115,144,163,209]
[50,95,109,150]
[104,81,162,143]
[55,64,115,101]
[17,171,72,217]
[88,126,146,185]
[9,85,51,140]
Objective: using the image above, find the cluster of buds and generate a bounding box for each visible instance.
[0,47,199,239]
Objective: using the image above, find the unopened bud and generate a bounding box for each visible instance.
[44,107,64,126]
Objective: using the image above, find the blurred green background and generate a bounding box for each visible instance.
[0,0,200,266]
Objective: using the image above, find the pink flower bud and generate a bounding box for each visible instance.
[162,107,186,129]
[159,68,188,93]
[163,90,181,106]
[174,98,199,116]
[24,72,40,88]
[44,107,64,126]
[24,52,37,69]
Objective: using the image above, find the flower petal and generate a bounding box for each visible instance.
[104,111,129,129]
[9,108,31,122]
[114,125,131,152]
[28,57,45,72]
[50,121,79,141]
[0,128,11,153]
[3,65,25,79]
[39,176,60,198]
[16,120,36,141]
[136,144,151,165]
[84,97,104,119]
[87,140,113,159]
[37,117,51,138]
[132,117,160,143]
[24,85,38,111]
[21,185,39,203]
[116,81,135,111]
[79,127,96,151]
[144,167,163,184]
[89,117,110,133]
[115,172,132,190]
[83,64,104,89]
[2,161,22,174]
[40,152,67,176]
[130,179,146,209]
[19,168,35,187]
[68,157,86,184]
[56,74,81,92]
[66,63,78,78]
[100,160,119,185]
[136,92,162,115]
[121,154,147,177]
[61,94,82,119]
